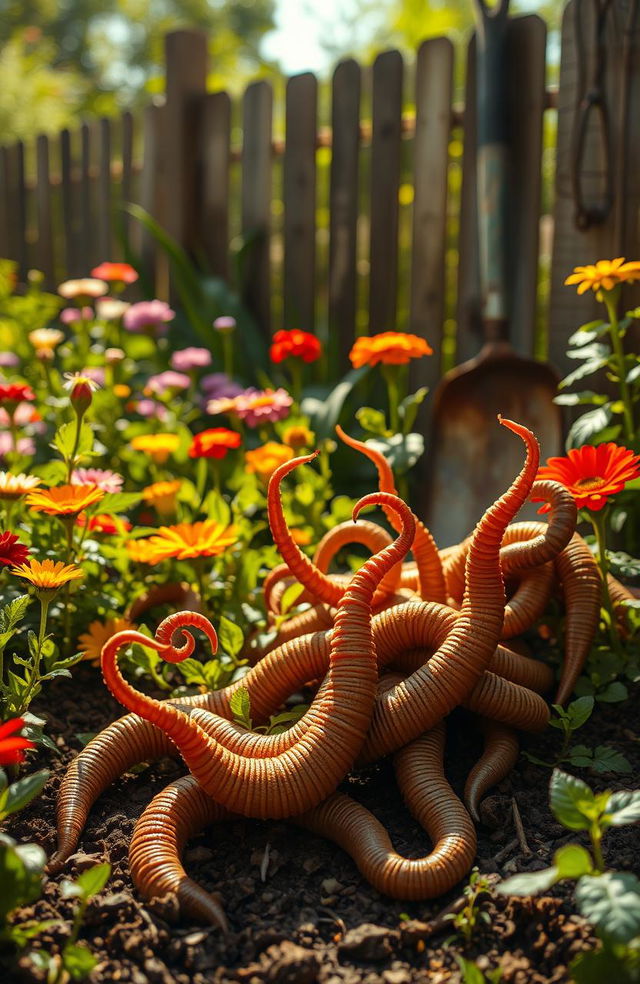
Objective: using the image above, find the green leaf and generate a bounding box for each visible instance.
[549,769,595,831]
[559,357,609,390]
[566,405,615,448]
[554,844,593,879]
[280,581,304,615]
[554,390,609,406]
[570,946,640,984]
[52,420,94,462]
[75,862,111,900]
[605,790,640,826]
[399,387,428,433]
[566,696,595,730]
[0,834,46,920]
[218,615,244,659]
[8,918,59,948]
[229,687,252,729]
[590,746,632,774]
[302,365,370,440]
[62,941,99,980]
[98,491,141,514]
[355,406,389,436]
[204,488,232,527]
[576,872,640,943]
[626,363,640,385]
[596,681,629,703]
[453,956,488,984]
[2,769,49,819]
[365,432,424,474]
[0,594,31,634]
[567,323,607,346]
[495,865,560,896]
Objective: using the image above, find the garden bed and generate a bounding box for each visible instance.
[3,665,638,984]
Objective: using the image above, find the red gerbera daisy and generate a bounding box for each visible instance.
[0,717,35,766]
[0,383,36,406]
[534,443,640,512]
[0,530,29,567]
[188,428,242,460]
[269,329,322,364]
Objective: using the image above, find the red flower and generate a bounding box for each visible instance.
[0,383,36,406]
[188,428,242,459]
[534,443,640,512]
[0,530,29,567]
[91,262,138,284]
[0,717,35,766]
[76,513,132,535]
[269,329,322,364]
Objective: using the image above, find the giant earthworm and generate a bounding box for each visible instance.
[553,532,602,704]
[101,489,416,818]
[464,719,520,821]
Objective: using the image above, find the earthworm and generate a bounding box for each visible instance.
[128,774,231,930]
[335,425,447,604]
[607,573,638,636]
[553,532,602,705]
[357,417,540,763]
[464,719,520,822]
[313,520,402,602]
[126,581,201,621]
[502,562,555,638]
[101,490,416,818]
[263,563,317,614]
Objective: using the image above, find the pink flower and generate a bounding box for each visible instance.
[71,468,124,493]
[0,403,41,428]
[0,353,20,368]
[123,300,175,335]
[170,347,212,372]
[132,398,169,420]
[60,307,93,324]
[0,434,34,458]
[145,371,191,396]
[237,388,293,428]
[213,316,236,334]
[81,367,105,387]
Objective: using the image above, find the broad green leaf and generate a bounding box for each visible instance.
[356,406,389,437]
[0,594,31,634]
[204,488,232,527]
[570,946,640,984]
[554,844,593,879]
[590,746,632,774]
[98,492,141,514]
[576,872,640,943]
[399,387,428,433]
[365,432,424,473]
[75,862,111,899]
[596,682,629,703]
[605,790,640,827]
[2,769,49,819]
[549,769,595,831]
[554,390,608,406]
[495,865,559,896]
[567,324,607,346]
[302,366,369,440]
[566,405,614,448]
[566,696,595,730]
[559,357,609,389]
[229,687,252,729]
[453,956,488,984]
[280,582,304,615]
[62,942,99,980]
[8,919,59,948]
[0,835,46,919]
[218,615,244,659]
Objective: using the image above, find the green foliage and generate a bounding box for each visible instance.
[444,867,493,945]
[454,956,503,984]
[0,768,48,821]
[0,834,47,924]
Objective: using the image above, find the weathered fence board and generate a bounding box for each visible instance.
[198,91,232,281]
[240,80,273,338]
[283,72,317,332]
[97,118,112,264]
[35,135,54,284]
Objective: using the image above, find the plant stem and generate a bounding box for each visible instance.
[382,366,401,433]
[588,508,625,665]
[222,334,233,379]
[66,410,85,483]
[17,595,50,716]
[590,825,605,873]
[603,292,635,443]
[288,360,303,405]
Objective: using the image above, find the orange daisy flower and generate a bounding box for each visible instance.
[132,521,237,563]
[130,433,180,464]
[142,479,182,516]
[12,558,84,591]
[564,257,640,295]
[349,331,432,369]
[77,617,136,665]
[26,484,105,517]
[127,539,164,564]
[245,442,294,483]
[534,443,640,512]
[91,262,138,285]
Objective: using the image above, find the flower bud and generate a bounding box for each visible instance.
[213,315,236,334]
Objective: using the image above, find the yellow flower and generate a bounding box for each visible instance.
[77,617,136,666]
[26,484,105,517]
[113,384,131,399]
[245,442,294,483]
[142,480,182,516]
[12,558,83,592]
[29,328,64,353]
[130,433,180,464]
[58,278,108,300]
[282,425,315,450]
[127,539,163,564]
[0,472,41,500]
[565,257,640,294]
[132,521,237,562]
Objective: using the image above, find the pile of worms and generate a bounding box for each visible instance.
[50,418,634,932]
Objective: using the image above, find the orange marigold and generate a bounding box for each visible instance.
[77,617,136,666]
[565,257,640,295]
[349,331,433,369]
[142,480,182,516]
[131,521,237,562]
[26,484,105,517]
[534,443,640,512]
[245,442,294,482]
[12,558,83,591]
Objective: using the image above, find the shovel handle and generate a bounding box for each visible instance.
[475,0,510,337]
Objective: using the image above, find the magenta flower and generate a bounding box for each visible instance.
[133,398,169,421]
[145,371,191,396]
[170,347,212,372]
[123,300,175,336]
[81,366,106,387]
[0,403,39,428]
[236,388,293,428]
[60,306,93,324]
[213,315,236,334]
[201,373,244,402]
[0,353,20,368]
[72,468,124,493]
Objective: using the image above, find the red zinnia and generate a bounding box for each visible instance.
[534,443,640,512]
[0,383,36,406]
[91,261,138,284]
[0,717,35,766]
[270,329,322,364]
[188,428,242,460]
[0,530,29,567]
[76,513,132,535]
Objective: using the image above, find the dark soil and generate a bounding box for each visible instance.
[2,665,639,984]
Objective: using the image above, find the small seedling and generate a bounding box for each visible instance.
[524,696,631,774]
[444,867,493,945]
[454,955,503,984]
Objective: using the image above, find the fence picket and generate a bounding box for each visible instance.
[283,72,318,333]
[368,50,404,335]
[199,91,231,281]
[80,123,93,274]
[35,135,54,285]
[328,59,361,372]
[121,111,134,248]
[97,118,112,264]
[241,80,273,339]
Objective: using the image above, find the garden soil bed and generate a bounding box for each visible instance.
[2,666,639,984]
